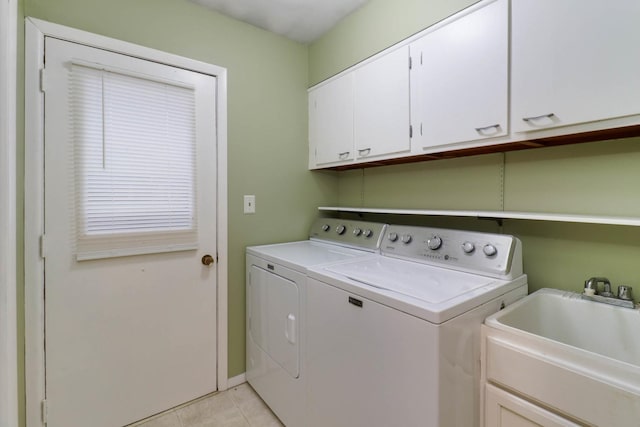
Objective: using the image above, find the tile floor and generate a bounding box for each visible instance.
[130,383,284,427]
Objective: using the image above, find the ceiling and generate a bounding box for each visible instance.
[191,0,370,43]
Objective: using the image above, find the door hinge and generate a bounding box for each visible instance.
[409,56,412,70]
[39,68,47,93]
[41,399,48,424]
[409,125,413,138]
[40,234,47,259]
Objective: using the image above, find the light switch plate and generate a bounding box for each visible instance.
[244,195,256,214]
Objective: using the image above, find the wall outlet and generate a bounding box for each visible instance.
[244,195,256,214]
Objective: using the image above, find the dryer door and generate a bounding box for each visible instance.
[249,265,300,378]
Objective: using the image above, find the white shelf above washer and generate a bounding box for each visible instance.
[318,207,640,227]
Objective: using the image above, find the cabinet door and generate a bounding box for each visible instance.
[512,0,640,132]
[308,73,354,167]
[354,46,411,160]
[485,384,581,427]
[411,0,508,149]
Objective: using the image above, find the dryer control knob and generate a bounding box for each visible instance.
[401,234,412,244]
[363,229,373,238]
[353,228,363,236]
[428,236,443,250]
[483,244,498,257]
[321,224,330,232]
[336,225,346,235]
[462,241,475,254]
[388,232,399,242]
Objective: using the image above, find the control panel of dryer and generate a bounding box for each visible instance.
[382,225,522,278]
[309,218,387,251]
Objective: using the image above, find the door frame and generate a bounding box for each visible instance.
[0,1,18,426]
[24,18,229,427]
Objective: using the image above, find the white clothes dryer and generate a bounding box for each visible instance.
[306,224,528,427]
[245,218,387,427]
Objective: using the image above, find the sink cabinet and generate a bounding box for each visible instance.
[482,328,640,427]
[511,0,640,133]
[481,289,640,427]
[485,384,580,427]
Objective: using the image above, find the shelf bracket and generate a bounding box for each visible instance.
[477,216,504,227]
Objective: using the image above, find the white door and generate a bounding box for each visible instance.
[43,37,218,427]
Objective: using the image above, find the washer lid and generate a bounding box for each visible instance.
[247,240,372,272]
[325,257,493,304]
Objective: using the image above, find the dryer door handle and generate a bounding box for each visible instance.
[285,313,296,345]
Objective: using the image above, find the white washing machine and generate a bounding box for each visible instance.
[306,224,528,427]
[245,218,387,427]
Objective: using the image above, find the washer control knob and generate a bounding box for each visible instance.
[483,244,498,257]
[336,225,346,235]
[401,234,412,244]
[427,236,443,250]
[388,232,399,242]
[353,228,362,237]
[321,224,330,232]
[363,229,373,238]
[461,241,475,254]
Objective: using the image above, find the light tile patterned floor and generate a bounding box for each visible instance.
[130,383,284,427]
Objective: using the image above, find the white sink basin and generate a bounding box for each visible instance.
[483,288,640,426]
[487,288,640,366]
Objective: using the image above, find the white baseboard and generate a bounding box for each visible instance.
[227,373,246,388]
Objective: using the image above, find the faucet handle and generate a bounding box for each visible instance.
[585,277,613,297]
[617,285,633,301]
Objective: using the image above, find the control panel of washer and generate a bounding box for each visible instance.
[382,225,519,277]
[309,218,387,251]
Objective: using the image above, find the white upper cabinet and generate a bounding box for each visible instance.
[512,0,640,133]
[354,46,411,160]
[309,73,354,167]
[410,0,508,150]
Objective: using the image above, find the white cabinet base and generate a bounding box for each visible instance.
[485,384,580,427]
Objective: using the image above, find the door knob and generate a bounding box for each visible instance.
[201,254,215,266]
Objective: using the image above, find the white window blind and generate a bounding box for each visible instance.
[70,63,198,260]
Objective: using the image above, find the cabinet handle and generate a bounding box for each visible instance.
[475,124,501,135]
[338,151,350,160]
[358,148,371,156]
[522,113,555,122]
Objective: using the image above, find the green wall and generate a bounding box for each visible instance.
[21,0,337,406]
[309,0,478,85]
[311,1,640,300]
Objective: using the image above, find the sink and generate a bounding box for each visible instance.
[482,288,640,426]
[486,288,640,366]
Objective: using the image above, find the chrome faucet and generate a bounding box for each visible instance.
[583,277,635,309]
[584,277,611,296]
